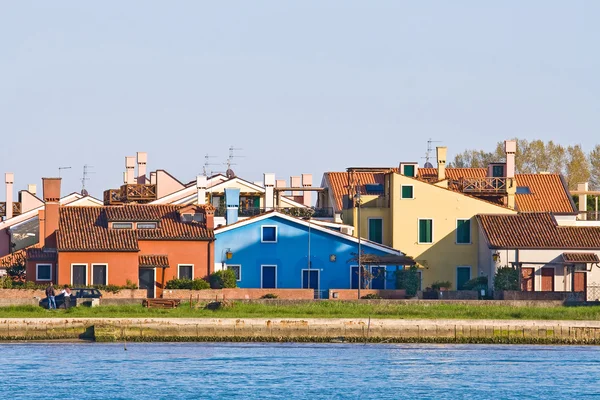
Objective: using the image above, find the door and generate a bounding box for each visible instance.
[573,271,587,292]
[351,266,367,289]
[261,266,276,289]
[456,267,471,290]
[541,267,555,292]
[139,268,155,298]
[72,264,87,286]
[302,270,319,290]
[521,267,534,291]
[370,266,386,289]
[368,219,383,244]
[92,265,107,285]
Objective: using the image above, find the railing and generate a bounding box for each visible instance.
[577,211,600,221]
[449,177,508,193]
[239,207,264,217]
[214,207,226,217]
[0,202,22,218]
[276,207,334,218]
[103,184,157,205]
[103,189,122,205]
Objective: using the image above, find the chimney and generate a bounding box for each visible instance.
[38,209,46,248]
[136,152,148,184]
[42,178,61,249]
[125,156,135,184]
[196,175,207,205]
[504,140,516,178]
[436,147,447,181]
[150,171,157,185]
[225,188,240,225]
[27,184,36,196]
[264,173,275,210]
[276,180,286,189]
[5,173,14,220]
[202,206,215,230]
[291,176,301,196]
[578,182,589,220]
[302,174,312,207]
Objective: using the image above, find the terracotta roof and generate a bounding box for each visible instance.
[57,205,214,252]
[139,255,170,268]
[514,174,575,214]
[477,213,600,249]
[324,171,388,211]
[418,167,487,181]
[562,253,600,263]
[0,248,28,267]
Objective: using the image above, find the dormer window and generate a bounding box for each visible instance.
[137,222,158,229]
[181,213,204,223]
[113,222,133,229]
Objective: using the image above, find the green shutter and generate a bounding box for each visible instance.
[401,185,413,199]
[456,219,471,244]
[419,219,432,243]
[368,219,383,244]
[404,165,415,177]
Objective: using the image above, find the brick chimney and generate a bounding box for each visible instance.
[125,156,136,184]
[202,206,215,230]
[196,175,207,205]
[42,178,61,248]
[504,140,516,178]
[5,173,14,220]
[436,147,447,181]
[136,152,148,184]
[302,174,312,206]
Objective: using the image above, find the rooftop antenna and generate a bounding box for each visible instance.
[225,146,244,178]
[202,154,220,177]
[80,164,94,196]
[422,138,442,168]
[58,166,72,178]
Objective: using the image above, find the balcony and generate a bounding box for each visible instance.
[0,202,22,218]
[449,177,508,194]
[216,207,334,219]
[103,184,157,205]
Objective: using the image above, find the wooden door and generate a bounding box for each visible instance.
[573,271,587,292]
[541,268,555,292]
[521,267,534,292]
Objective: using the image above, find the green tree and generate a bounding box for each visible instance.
[589,144,600,190]
[566,144,591,190]
[494,267,519,291]
[395,266,420,297]
[209,269,237,289]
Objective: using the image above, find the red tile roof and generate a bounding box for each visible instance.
[324,171,388,211]
[562,252,600,263]
[57,205,214,252]
[477,213,600,249]
[139,255,170,268]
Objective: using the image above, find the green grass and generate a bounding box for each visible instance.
[0,302,600,320]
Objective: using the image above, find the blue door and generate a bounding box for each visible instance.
[370,266,386,289]
[351,266,367,289]
[302,270,319,290]
[262,265,276,289]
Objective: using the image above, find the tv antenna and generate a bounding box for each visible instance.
[58,166,72,178]
[423,138,442,167]
[80,164,94,196]
[225,146,244,178]
[202,154,220,176]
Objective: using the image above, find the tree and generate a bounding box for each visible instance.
[395,266,420,297]
[494,267,519,291]
[566,144,591,190]
[589,144,600,190]
[209,269,237,289]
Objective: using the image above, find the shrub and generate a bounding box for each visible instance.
[431,281,452,291]
[0,276,13,289]
[261,293,278,299]
[461,276,488,290]
[191,278,210,290]
[209,270,237,289]
[494,267,519,291]
[395,266,420,297]
[165,278,210,290]
[361,293,381,299]
[124,279,139,290]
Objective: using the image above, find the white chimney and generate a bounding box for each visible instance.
[27,184,36,196]
[137,152,148,184]
[150,172,157,185]
[196,175,207,205]
[291,176,301,196]
[125,156,136,184]
[578,182,588,220]
[302,174,312,206]
[505,140,516,178]
[264,173,275,210]
[436,147,447,181]
[5,173,14,219]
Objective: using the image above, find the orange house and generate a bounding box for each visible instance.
[27,178,215,298]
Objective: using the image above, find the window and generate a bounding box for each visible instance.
[113,222,133,229]
[137,222,157,229]
[456,219,471,244]
[403,165,415,177]
[401,185,414,199]
[516,186,531,194]
[92,264,107,285]
[227,265,241,281]
[71,264,87,286]
[261,226,277,243]
[36,264,52,281]
[365,184,384,195]
[178,265,193,280]
[368,218,383,244]
[492,165,504,177]
[418,219,433,244]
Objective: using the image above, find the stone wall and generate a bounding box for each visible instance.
[163,288,315,300]
[494,291,585,302]
[328,289,407,300]
[0,289,146,300]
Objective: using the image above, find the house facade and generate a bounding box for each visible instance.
[214,211,410,295]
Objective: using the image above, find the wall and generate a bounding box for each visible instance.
[0,289,146,299]
[388,174,516,289]
[215,215,400,292]
[57,252,138,286]
[163,288,314,300]
[26,260,57,285]
[328,289,406,300]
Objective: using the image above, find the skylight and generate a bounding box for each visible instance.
[516,186,531,194]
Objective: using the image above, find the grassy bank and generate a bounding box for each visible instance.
[0,302,599,320]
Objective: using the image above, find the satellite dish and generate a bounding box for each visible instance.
[81,189,89,196]
[226,168,236,179]
[424,162,434,168]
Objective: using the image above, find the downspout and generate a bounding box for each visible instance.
[515,249,520,290]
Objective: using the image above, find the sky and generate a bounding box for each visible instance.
[1,1,599,200]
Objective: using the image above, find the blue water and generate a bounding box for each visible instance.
[1,343,599,399]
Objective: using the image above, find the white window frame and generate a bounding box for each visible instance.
[260,265,277,288]
[261,225,278,243]
[418,218,434,244]
[71,263,89,286]
[456,266,472,289]
[91,263,109,285]
[112,222,133,229]
[137,222,158,229]
[367,217,384,243]
[227,264,242,281]
[177,264,194,280]
[400,184,414,199]
[455,218,472,245]
[301,268,320,291]
[36,263,52,282]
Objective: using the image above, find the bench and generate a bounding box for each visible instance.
[143,299,181,309]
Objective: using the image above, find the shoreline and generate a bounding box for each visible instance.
[1,317,600,345]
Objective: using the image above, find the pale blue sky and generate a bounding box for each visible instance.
[1,1,599,199]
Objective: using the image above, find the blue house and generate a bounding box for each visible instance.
[214,194,410,294]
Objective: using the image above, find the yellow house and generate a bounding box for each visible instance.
[319,140,578,290]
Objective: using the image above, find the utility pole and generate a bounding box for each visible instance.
[354,180,362,299]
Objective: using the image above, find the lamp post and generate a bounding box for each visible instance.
[303,210,315,297]
[354,191,362,299]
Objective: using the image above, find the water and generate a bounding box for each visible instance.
[1,342,599,399]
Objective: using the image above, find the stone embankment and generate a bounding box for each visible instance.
[2,318,600,345]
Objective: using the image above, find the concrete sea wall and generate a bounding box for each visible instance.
[2,318,600,345]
